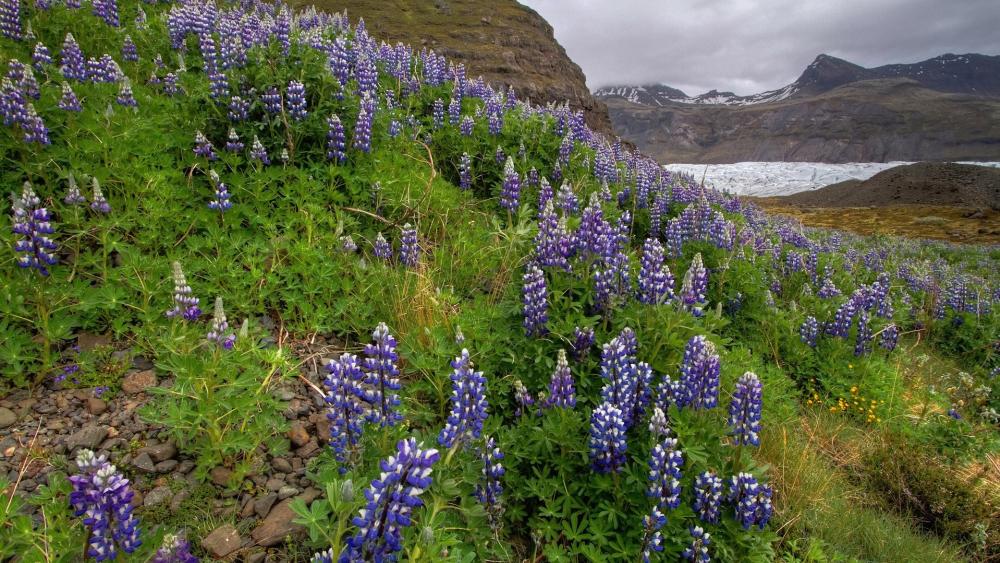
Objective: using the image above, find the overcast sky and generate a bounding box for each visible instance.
[520,0,1000,96]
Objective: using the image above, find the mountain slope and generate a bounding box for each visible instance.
[291,0,614,134]
[597,53,1000,163]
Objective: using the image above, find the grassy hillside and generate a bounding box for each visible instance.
[0,1,997,562]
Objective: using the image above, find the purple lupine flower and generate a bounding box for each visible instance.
[729,473,772,530]
[693,471,723,524]
[534,200,569,270]
[438,349,489,448]
[250,135,269,165]
[323,354,366,470]
[12,183,57,276]
[559,134,574,165]
[855,311,872,357]
[475,436,505,530]
[58,82,82,112]
[817,276,840,299]
[373,233,392,261]
[598,332,639,424]
[60,34,86,81]
[32,43,52,69]
[522,263,549,336]
[207,67,229,101]
[544,349,576,408]
[193,131,216,161]
[340,235,358,253]
[537,176,553,211]
[116,79,137,107]
[800,316,819,348]
[19,103,49,144]
[500,157,521,212]
[224,128,243,152]
[512,379,535,417]
[589,401,627,474]
[432,98,444,129]
[682,526,711,562]
[638,238,675,305]
[69,450,141,561]
[121,35,138,62]
[459,152,472,190]
[228,96,249,122]
[206,296,235,350]
[64,174,86,205]
[486,93,503,135]
[92,0,119,27]
[261,86,281,114]
[677,335,720,410]
[680,253,709,316]
[460,115,474,136]
[639,507,666,563]
[647,436,684,512]
[388,119,401,138]
[342,438,438,562]
[399,224,419,268]
[326,114,346,163]
[274,6,291,56]
[880,324,899,351]
[494,145,506,166]
[165,261,200,321]
[649,406,670,437]
[572,326,595,361]
[207,170,231,212]
[162,73,180,97]
[728,371,762,447]
[286,80,307,120]
[151,533,198,563]
[90,178,111,214]
[134,7,146,29]
[353,97,373,153]
[448,95,461,125]
[0,0,21,40]
[360,323,403,427]
[948,408,962,420]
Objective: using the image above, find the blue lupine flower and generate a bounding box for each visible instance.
[165,261,200,321]
[207,170,231,212]
[121,35,138,62]
[677,335,720,410]
[589,401,627,473]
[693,471,723,524]
[559,134,574,165]
[286,80,307,120]
[91,0,119,27]
[115,79,137,108]
[262,86,282,114]
[680,253,709,316]
[534,200,569,270]
[388,119,401,138]
[399,224,419,268]
[638,237,675,305]
[500,157,521,212]
[64,174,86,205]
[0,0,21,40]
[151,533,198,563]
[728,473,773,530]
[647,436,683,511]
[522,263,549,336]
[228,96,249,122]
[373,233,392,261]
[599,331,639,424]
[728,371,762,447]
[545,350,576,408]
[11,183,57,276]
[69,449,141,561]
[438,349,489,448]
[855,311,873,356]
[90,178,111,214]
[475,436,505,530]
[648,406,670,438]
[682,526,711,562]
[494,145,505,166]
[572,326,595,361]
[326,114,346,163]
[224,128,243,152]
[448,95,462,125]
[880,324,899,351]
[353,96,373,153]
[60,33,86,81]
[193,131,216,161]
[432,98,444,128]
[32,43,52,69]
[323,354,366,471]
[54,81,81,112]
[342,438,439,562]
[340,235,358,253]
[206,297,235,350]
[800,316,819,348]
[250,135,270,165]
[486,93,503,135]
[460,115,474,136]
[459,152,472,190]
[360,322,403,427]
[639,507,666,563]
[512,379,535,418]
[274,6,291,56]
[162,73,180,97]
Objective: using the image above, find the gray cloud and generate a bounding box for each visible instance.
[520,0,1000,95]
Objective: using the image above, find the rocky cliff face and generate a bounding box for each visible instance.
[293,0,613,135]
[598,53,1000,163]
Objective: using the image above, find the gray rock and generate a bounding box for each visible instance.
[271,457,293,473]
[121,370,158,395]
[0,407,17,428]
[265,478,284,492]
[210,466,233,487]
[201,524,242,558]
[138,442,177,463]
[170,489,190,512]
[143,486,172,507]
[155,460,178,473]
[132,452,156,473]
[277,486,298,500]
[254,493,278,518]
[251,498,307,547]
[86,398,108,416]
[66,426,108,451]
[132,356,154,370]
[77,333,112,352]
[246,552,267,563]
[176,460,195,474]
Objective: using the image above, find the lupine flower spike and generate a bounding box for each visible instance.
[373,233,392,261]
[69,449,141,561]
[207,170,232,212]
[90,178,111,214]
[589,401,627,473]
[438,349,488,448]
[729,473,773,530]
[522,263,549,336]
[399,224,419,268]
[323,354,366,471]
[545,349,576,408]
[475,436,505,530]
[165,261,200,321]
[361,323,403,426]
[693,471,723,523]
[680,252,708,316]
[206,297,235,349]
[728,372,762,447]
[12,182,57,275]
[682,526,711,562]
[64,174,85,205]
[647,436,684,511]
[151,533,198,563]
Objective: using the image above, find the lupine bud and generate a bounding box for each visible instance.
[58,82,82,111]
[206,296,235,349]
[589,401,627,473]
[360,323,403,426]
[224,128,243,152]
[165,261,200,321]
[648,406,670,437]
[438,349,488,448]
[64,174,86,205]
[116,79,137,107]
[121,35,138,62]
[90,178,111,214]
[399,224,419,268]
[728,372,762,447]
[458,152,472,190]
[193,131,216,160]
[512,379,535,417]
[340,235,357,253]
[521,263,549,336]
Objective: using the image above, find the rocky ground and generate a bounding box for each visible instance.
[0,331,341,561]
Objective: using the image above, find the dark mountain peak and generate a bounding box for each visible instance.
[795,54,866,93]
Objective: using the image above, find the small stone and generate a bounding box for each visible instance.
[251,497,308,547]
[66,426,108,451]
[246,552,266,563]
[170,489,190,512]
[0,407,17,428]
[277,486,298,500]
[155,460,178,473]
[287,422,309,447]
[254,493,278,518]
[265,478,284,492]
[210,466,233,487]
[132,356,154,370]
[86,398,108,416]
[295,439,319,458]
[122,370,158,395]
[77,332,112,352]
[201,524,242,558]
[138,441,177,463]
[271,457,293,473]
[144,485,172,507]
[18,479,37,492]
[177,460,195,474]
[132,452,156,473]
